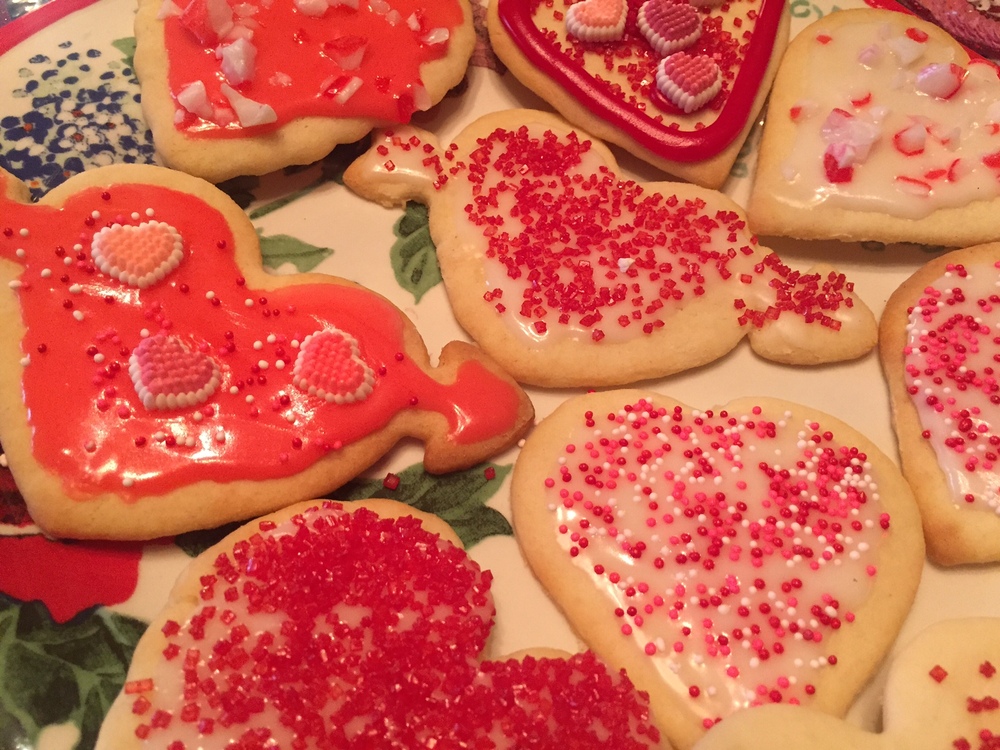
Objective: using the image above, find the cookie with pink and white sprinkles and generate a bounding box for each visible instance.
[511,390,924,750]
[881,242,1000,565]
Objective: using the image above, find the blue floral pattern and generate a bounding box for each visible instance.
[0,39,154,198]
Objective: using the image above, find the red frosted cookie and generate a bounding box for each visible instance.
[511,390,924,749]
[96,499,663,748]
[486,0,790,188]
[0,165,532,540]
[880,243,1000,565]
[133,0,475,182]
[749,8,1000,245]
[344,109,878,388]
[690,618,1000,750]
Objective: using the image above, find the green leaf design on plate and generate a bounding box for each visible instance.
[0,596,146,750]
[391,201,442,303]
[111,37,136,69]
[259,231,334,272]
[332,463,513,548]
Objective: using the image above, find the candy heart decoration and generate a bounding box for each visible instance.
[292,328,375,404]
[344,111,878,388]
[0,165,532,540]
[656,52,722,113]
[96,500,662,748]
[91,220,184,288]
[128,333,221,411]
[638,0,702,56]
[565,0,628,42]
[510,390,924,750]
[690,618,1000,750]
[487,0,789,187]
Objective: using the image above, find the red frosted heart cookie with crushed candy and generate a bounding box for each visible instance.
[510,389,924,750]
[344,109,878,388]
[880,242,1000,565]
[690,618,1000,750]
[0,164,532,540]
[486,0,789,188]
[132,0,476,182]
[96,499,663,749]
[749,8,1000,245]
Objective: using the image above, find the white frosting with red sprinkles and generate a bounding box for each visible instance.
[539,397,891,726]
[904,261,1000,514]
[117,503,662,747]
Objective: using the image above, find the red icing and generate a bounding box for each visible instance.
[0,173,522,501]
[163,0,464,136]
[495,0,784,161]
[130,502,661,747]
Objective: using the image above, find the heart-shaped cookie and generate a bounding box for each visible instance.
[129,333,221,410]
[487,0,789,188]
[880,242,1000,565]
[510,390,924,749]
[133,0,476,182]
[292,328,375,404]
[690,618,1000,750]
[344,110,878,387]
[91,220,184,288]
[96,500,663,748]
[639,0,702,56]
[748,8,1000,245]
[0,164,533,540]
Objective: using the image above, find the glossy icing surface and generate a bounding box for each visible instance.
[536,397,892,725]
[495,0,784,160]
[162,0,464,135]
[770,17,1000,218]
[904,261,1000,515]
[0,174,524,500]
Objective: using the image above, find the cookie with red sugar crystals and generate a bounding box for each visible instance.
[880,242,1000,565]
[690,619,1000,750]
[96,499,663,749]
[487,0,789,188]
[511,389,924,750]
[0,165,532,540]
[344,110,878,388]
[133,0,475,182]
[749,8,1000,245]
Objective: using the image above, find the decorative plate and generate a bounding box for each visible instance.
[0,0,997,748]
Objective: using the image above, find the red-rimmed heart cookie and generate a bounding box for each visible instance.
[638,0,702,56]
[91,220,184,288]
[487,0,789,188]
[748,8,1000,245]
[292,328,375,405]
[690,618,1000,750]
[656,51,722,113]
[880,242,1000,565]
[510,390,924,749]
[129,333,222,410]
[133,0,476,182]
[0,164,533,540]
[96,500,663,748]
[566,0,629,41]
[344,110,878,388]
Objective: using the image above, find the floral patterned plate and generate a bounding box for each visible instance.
[1,0,998,748]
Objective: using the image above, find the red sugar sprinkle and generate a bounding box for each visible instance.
[931,664,949,683]
[382,472,400,490]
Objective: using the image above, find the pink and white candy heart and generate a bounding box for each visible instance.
[638,0,702,55]
[292,328,375,404]
[565,0,628,42]
[91,220,184,288]
[656,51,722,113]
[128,333,221,411]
